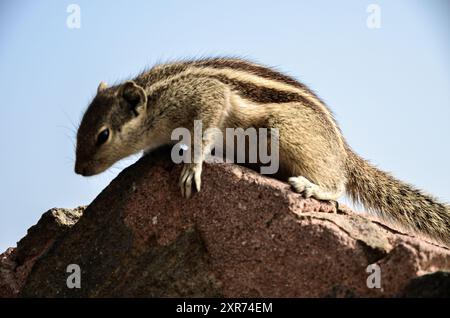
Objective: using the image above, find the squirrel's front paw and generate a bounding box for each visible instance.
[179,163,202,198]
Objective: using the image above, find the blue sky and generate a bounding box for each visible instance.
[0,0,449,251]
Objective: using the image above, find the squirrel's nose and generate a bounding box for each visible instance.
[74,162,87,176]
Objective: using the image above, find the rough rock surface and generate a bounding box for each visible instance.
[1,149,449,297]
[0,207,84,298]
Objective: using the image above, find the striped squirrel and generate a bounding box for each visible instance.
[75,57,450,245]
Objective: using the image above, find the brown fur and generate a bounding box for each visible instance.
[75,57,450,246]
[345,148,450,245]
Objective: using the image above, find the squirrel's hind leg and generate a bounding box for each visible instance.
[288,176,344,201]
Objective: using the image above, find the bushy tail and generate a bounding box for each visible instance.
[345,148,450,246]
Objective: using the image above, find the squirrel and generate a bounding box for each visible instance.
[75,57,450,246]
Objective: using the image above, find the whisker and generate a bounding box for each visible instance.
[61,109,79,132]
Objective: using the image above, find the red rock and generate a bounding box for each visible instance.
[1,149,449,297]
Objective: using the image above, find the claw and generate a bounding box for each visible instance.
[179,163,202,198]
[185,173,193,198]
[179,166,188,197]
[194,168,201,192]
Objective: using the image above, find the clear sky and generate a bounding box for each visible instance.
[0,0,449,251]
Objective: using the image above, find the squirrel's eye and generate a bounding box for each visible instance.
[96,128,110,145]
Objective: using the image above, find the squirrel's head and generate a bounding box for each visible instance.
[75,80,147,176]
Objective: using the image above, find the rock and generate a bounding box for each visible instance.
[401,271,450,298]
[0,248,18,298]
[1,148,449,297]
[0,207,84,297]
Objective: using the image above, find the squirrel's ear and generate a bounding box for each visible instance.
[97,81,108,93]
[118,81,147,116]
